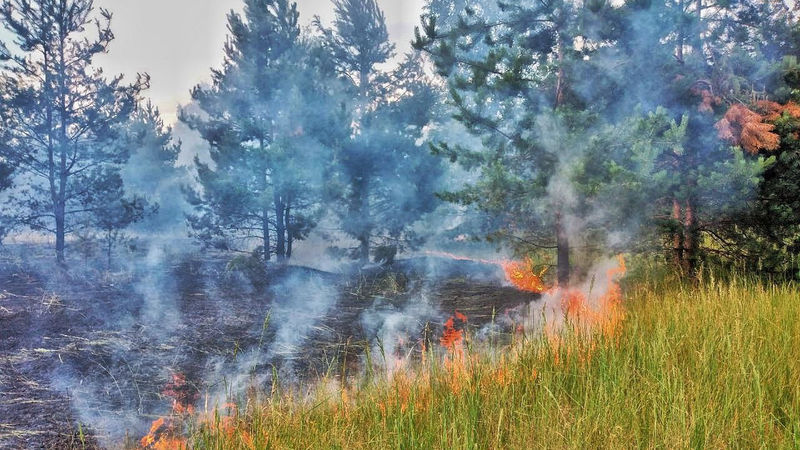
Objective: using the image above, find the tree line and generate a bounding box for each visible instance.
[0,0,443,268]
[1,0,799,282]
[416,0,800,281]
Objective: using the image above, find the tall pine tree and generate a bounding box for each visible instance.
[122,101,186,234]
[415,0,622,284]
[0,79,14,241]
[182,0,346,263]
[0,0,146,263]
[319,0,444,264]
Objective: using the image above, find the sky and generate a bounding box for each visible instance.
[94,0,426,123]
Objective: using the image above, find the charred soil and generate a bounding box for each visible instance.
[0,249,537,448]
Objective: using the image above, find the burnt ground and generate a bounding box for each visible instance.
[0,247,537,448]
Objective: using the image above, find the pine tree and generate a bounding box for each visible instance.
[0,89,13,241]
[122,101,186,234]
[319,0,444,264]
[316,0,392,263]
[744,100,800,277]
[0,69,13,194]
[182,0,346,263]
[609,0,793,276]
[710,64,800,277]
[86,171,153,267]
[415,0,622,285]
[0,0,147,263]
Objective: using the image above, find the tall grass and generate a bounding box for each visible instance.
[187,275,800,449]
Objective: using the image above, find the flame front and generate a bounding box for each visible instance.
[140,417,165,448]
[138,256,626,446]
[501,259,546,293]
[140,373,194,449]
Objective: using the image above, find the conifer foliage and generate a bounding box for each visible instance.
[416,0,799,279]
[0,0,148,263]
[318,0,444,263]
[0,0,799,279]
[182,0,346,263]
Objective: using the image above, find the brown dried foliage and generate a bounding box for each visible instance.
[755,100,800,121]
[715,104,780,154]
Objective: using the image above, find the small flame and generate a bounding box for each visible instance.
[440,311,467,351]
[140,372,195,448]
[546,255,628,362]
[163,372,197,415]
[562,255,626,338]
[140,417,165,448]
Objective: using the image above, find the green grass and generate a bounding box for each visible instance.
[184,275,800,449]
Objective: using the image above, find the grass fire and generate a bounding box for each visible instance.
[1,0,800,448]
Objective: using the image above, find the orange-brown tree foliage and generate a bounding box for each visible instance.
[716,101,800,154]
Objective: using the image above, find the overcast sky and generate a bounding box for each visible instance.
[90,0,425,123]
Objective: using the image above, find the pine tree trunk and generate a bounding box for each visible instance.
[672,198,684,270]
[106,233,113,269]
[57,25,69,265]
[54,153,67,265]
[682,198,697,277]
[553,34,570,286]
[357,67,371,264]
[257,138,271,264]
[55,203,66,264]
[262,206,271,264]
[555,36,565,109]
[357,181,370,264]
[556,211,570,287]
[274,194,286,261]
[285,202,292,260]
[349,175,370,264]
[358,235,369,264]
[676,0,685,64]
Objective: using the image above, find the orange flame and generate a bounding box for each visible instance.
[140,373,196,448]
[424,251,545,293]
[163,373,197,415]
[140,417,165,448]
[153,437,187,450]
[502,259,546,293]
[546,255,628,363]
[138,256,626,445]
[440,311,467,351]
[562,255,626,338]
